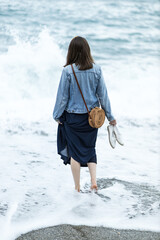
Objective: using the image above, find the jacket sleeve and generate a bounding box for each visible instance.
[53,68,70,122]
[96,67,115,121]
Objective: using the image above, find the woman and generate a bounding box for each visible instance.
[53,36,116,192]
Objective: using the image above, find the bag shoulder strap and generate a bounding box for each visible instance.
[71,64,90,115]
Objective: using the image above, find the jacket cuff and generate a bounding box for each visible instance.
[54,118,59,123]
[107,115,115,122]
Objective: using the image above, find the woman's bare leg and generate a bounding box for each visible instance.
[71,157,81,192]
[87,162,98,190]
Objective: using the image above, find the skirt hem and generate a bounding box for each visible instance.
[58,151,97,167]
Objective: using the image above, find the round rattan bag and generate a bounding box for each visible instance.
[88,107,105,128]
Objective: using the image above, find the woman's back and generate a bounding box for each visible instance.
[64,63,101,114]
[53,63,114,122]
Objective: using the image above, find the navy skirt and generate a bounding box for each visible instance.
[57,110,98,167]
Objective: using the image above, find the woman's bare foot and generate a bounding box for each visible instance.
[75,185,80,192]
[91,184,98,191]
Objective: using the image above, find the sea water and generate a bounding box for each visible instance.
[0,0,160,239]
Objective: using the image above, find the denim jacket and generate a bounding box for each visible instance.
[53,63,115,122]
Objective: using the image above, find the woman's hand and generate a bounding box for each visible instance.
[109,119,117,126]
[58,120,62,125]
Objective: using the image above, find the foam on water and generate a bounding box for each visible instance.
[0,29,64,102]
[0,116,160,240]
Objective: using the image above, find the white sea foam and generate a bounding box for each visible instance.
[0,29,64,102]
[103,59,160,120]
[0,116,160,240]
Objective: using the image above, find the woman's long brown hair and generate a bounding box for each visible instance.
[64,36,94,70]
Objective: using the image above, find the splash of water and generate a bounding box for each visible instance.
[0,29,64,101]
